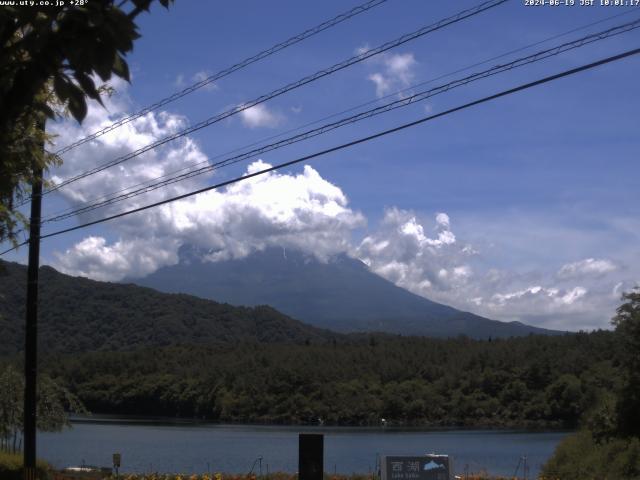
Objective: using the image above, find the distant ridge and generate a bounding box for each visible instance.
[0,259,340,355]
[132,246,561,339]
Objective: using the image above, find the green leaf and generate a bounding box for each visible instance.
[112,54,130,82]
[93,48,115,81]
[75,72,104,106]
[53,74,70,102]
[67,83,88,122]
[131,0,153,12]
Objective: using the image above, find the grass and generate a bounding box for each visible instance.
[541,430,640,479]
[104,474,520,480]
[0,450,52,480]
[0,459,531,480]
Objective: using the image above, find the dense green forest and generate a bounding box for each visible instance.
[541,290,640,479]
[23,331,616,429]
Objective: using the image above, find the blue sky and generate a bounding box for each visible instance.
[3,0,639,330]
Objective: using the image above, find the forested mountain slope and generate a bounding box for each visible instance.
[0,260,339,355]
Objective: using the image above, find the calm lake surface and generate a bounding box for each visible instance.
[38,419,568,478]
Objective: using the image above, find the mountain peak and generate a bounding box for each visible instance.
[133,246,560,339]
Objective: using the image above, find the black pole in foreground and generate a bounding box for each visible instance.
[24,160,43,480]
[299,433,323,480]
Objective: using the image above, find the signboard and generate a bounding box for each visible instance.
[381,455,453,480]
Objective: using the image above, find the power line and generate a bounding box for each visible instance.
[41,17,640,224]
[40,8,640,223]
[52,0,390,156]
[33,0,508,200]
[3,45,637,257]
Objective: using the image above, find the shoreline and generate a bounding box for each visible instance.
[68,414,571,434]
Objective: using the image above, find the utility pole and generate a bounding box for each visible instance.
[24,120,44,480]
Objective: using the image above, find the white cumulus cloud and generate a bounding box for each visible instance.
[48,82,208,211]
[239,104,282,129]
[357,47,418,98]
[191,71,218,91]
[175,71,218,91]
[49,79,363,280]
[55,236,180,281]
[54,160,365,280]
[352,209,633,331]
[489,285,587,308]
[356,208,471,297]
[558,258,618,279]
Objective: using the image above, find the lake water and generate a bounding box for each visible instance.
[38,419,568,478]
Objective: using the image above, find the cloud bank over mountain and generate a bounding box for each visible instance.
[47,80,637,331]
